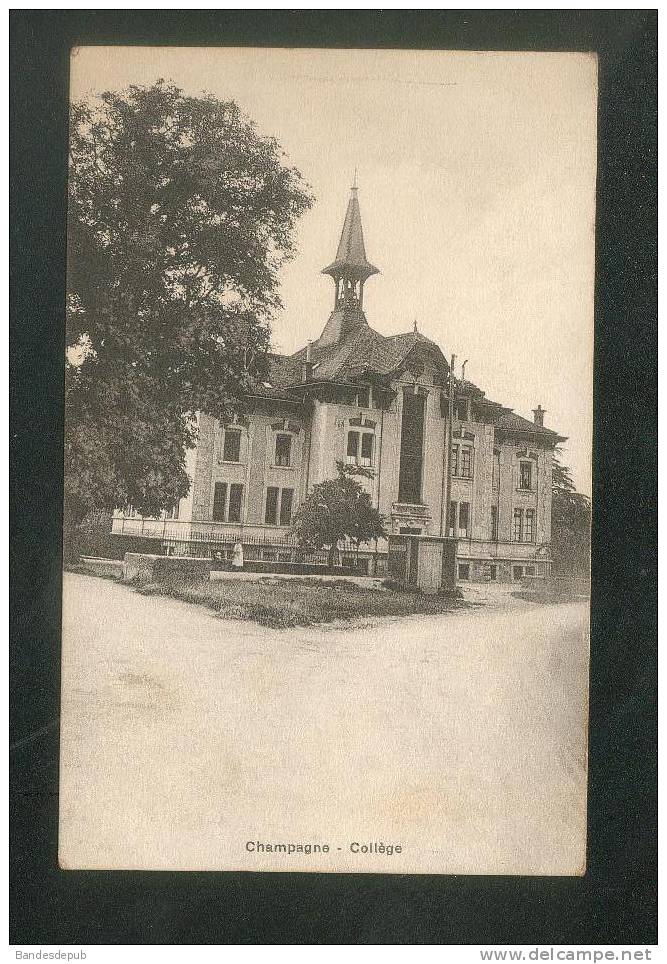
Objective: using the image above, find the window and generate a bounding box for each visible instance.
[525,566,536,576]
[513,566,524,582]
[355,386,370,408]
[346,430,374,465]
[279,488,294,526]
[398,392,425,503]
[489,565,497,581]
[452,444,473,478]
[223,428,241,463]
[165,504,179,520]
[524,508,535,542]
[458,501,470,538]
[513,508,523,542]
[492,450,500,489]
[265,486,279,525]
[519,461,533,490]
[491,505,498,541]
[213,482,243,522]
[275,433,292,467]
[458,563,470,581]
[342,386,371,407]
[228,484,243,523]
[213,482,228,522]
[265,486,294,526]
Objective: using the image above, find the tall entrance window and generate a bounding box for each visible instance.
[398,392,426,504]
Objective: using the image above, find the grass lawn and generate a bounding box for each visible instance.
[132,576,466,629]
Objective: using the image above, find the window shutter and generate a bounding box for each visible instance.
[213,483,227,522]
[279,488,294,526]
[228,484,243,523]
[265,487,279,525]
[361,432,373,461]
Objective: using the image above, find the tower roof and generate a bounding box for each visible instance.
[322,182,379,281]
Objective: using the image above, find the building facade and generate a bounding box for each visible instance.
[113,184,565,582]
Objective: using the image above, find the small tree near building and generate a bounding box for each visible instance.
[291,462,387,568]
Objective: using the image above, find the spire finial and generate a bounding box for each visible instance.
[413,317,418,333]
[352,167,358,191]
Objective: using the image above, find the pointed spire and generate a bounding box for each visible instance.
[413,318,418,333]
[322,180,379,281]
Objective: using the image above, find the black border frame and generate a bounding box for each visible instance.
[10,10,657,945]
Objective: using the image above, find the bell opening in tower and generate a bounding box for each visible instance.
[398,392,426,504]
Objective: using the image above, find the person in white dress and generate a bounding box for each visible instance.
[231,541,244,570]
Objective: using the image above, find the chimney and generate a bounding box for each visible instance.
[532,404,546,427]
[301,340,313,383]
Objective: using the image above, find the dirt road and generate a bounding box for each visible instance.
[59,573,589,874]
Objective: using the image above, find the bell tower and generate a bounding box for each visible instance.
[318,176,379,347]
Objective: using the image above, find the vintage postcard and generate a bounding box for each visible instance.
[60,47,595,874]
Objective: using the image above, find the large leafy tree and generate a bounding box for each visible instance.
[291,462,387,568]
[66,81,312,522]
[551,451,591,575]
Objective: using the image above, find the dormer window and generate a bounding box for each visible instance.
[355,386,371,408]
[341,385,371,407]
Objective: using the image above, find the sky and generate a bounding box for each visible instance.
[71,47,597,494]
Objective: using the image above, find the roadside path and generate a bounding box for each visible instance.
[59,573,589,874]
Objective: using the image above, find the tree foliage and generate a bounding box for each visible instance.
[551,450,591,574]
[66,81,312,521]
[291,462,387,567]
